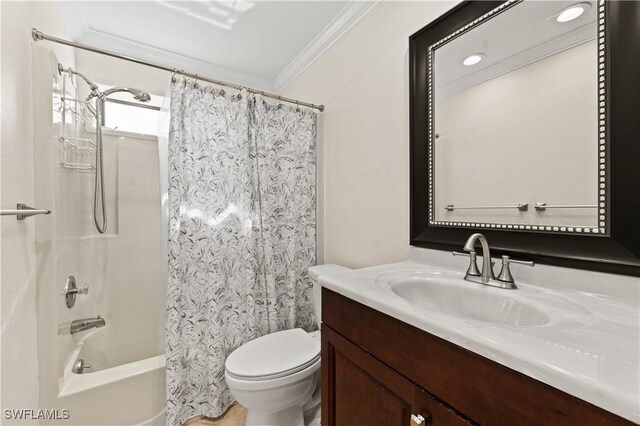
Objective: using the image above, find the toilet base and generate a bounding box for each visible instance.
[303,404,321,426]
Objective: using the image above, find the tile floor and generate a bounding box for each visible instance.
[183,401,321,426]
[185,403,247,426]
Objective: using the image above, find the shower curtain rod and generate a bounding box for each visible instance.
[32,28,325,112]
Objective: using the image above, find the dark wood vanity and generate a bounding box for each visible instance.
[321,288,634,426]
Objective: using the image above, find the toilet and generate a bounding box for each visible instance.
[225,264,351,426]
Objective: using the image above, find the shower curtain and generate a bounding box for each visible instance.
[165,77,317,425]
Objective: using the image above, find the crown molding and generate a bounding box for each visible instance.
[79,28,275,90]
[57,0,89,41]
[57,1,378,93]
[57,1,274,90]
[273,1,380,92]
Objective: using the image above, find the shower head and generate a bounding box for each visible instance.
[101,87,151,102]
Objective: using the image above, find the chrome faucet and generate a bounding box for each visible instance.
[452,233,534,289]
[70,315,105,335]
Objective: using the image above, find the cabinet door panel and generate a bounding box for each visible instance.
[323,325,471,426]
[334,351,411,425]
[323,325,415,426]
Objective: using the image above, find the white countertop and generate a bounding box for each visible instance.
[319,248,640,423]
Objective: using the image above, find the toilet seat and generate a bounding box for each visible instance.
[225,328,320,381]
[225,357,320,392]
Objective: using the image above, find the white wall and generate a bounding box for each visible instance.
[281,1,457,268]
[1,2,75,421]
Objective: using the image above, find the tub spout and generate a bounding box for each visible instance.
[70,315,105,335]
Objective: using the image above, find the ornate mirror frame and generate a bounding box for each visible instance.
[409,1,640,275]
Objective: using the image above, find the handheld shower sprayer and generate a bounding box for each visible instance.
[92,87,151,234]
[59,64,150,234]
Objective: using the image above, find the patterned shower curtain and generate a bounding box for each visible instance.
[165,77,317,425]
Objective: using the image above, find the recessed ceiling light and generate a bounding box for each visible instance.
[463,53,484,66]
[556,3,591,23]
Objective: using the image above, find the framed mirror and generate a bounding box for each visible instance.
[430,0,603,234]
[410,0,640,275]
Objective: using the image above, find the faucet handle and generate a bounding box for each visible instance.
[452,251,481,277]
[508,257,535,267]
[62,275,89,309]
[497,255,534,284]
[62,285,89,296]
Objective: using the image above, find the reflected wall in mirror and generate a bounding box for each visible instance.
[428,0,605,235]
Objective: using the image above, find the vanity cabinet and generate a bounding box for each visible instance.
[321,289,634,426]
[323,324,474,426]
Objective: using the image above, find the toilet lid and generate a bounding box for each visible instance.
[226,328,320,380]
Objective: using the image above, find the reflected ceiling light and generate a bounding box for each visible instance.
[556,3,591,22]
[463,53,484,66]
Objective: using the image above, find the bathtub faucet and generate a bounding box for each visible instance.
[70,315,105,335]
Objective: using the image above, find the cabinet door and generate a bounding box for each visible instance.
[322,325,474,426]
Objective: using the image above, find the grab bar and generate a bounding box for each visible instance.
[535,203,597,211]
[0,203,51,220]
[445,203,528,211]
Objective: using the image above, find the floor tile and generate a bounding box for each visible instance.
[184,403,247,426]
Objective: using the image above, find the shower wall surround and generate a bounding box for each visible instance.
[29,46,166,425]
[166,77,317,424]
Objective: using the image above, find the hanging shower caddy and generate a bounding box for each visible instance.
[54,70,97,173]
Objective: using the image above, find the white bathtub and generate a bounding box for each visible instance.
[57,330,166,426]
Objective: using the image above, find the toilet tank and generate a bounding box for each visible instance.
[308,264,352,327]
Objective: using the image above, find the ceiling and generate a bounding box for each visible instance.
[58,1,377,92]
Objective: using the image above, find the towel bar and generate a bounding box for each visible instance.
[0,203,51,220]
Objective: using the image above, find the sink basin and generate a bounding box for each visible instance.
[378,273,552,327]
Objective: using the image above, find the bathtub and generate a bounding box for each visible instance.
[57,330,166,426]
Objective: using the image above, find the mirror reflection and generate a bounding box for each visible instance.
[431,0,603,234]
